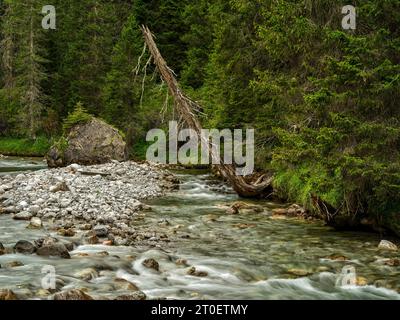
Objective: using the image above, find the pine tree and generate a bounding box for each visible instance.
[0,0,48,139]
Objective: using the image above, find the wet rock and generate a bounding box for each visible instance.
[142,258,160,271]
[84,231,99,244]
[74,268,99,281]
[226,206,239,215]
[93,225,108,237]
[272,208,288,216]
[356,277,368,286]
[14,240,36,254]
[187,267,208,277]
[95,251,109,257]
[36,243,71,259]
[383,258,400,267]
[78,224,92,231]
[316,266,330,272]
[36,289,51,297]
[57,228,76,237]
[27,217,42,229]
[114,278,140,291]
[13,211,33,221]
[175,259,189,267]
[232,223,256,229]
[287,204,306,217]
[0,289,18,300]
[114,291,147,300]
[326,254,348,261]
[378,240,398,251]
[102,240,113,246]
[4,261,24,268]
[53,289,93,300]
[2,206,17,214]
[287,269,312,277]
[0,242,5,255]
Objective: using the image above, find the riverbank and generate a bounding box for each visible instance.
[0,161,179,247]
[0,137,51,157]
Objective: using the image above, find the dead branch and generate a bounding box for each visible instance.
[140,25,273,198]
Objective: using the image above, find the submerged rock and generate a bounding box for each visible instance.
[14,240,36,254]
[114,278,140,291]
[0,289,18,300]
[187,267,208,277]
[287,268,312,277]
[74,268,99,281]
[378,240,398,251]
[114,292,147,300]
[53,289,93,300]
[4,261,24,268]
[36,243,71,259]
[142,258,160,272]
[57,228,76,237]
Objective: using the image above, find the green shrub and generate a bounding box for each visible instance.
[62,102,92,134]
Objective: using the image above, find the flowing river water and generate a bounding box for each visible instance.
[1,157,400,300]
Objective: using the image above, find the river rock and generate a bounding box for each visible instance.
[0,242,5,255]
[93,225,109,237]
[14,240,36,254]
[49,181,70,193]
[57,228,76,237]
[272,208,289,216]
[53,289,93,300]
[175,259,189,267]
[0,289,18,300]
[2,206,16,214]
[287,268,312,277]
[85,234,99,245]
[27,217,42,229]
[378,240,398,251]
[114,278,140,291]
[28,205,41,214]
[36,289,51,297]
[36,243,71,259]
[142,258,160,271]
[114,292,147,300]
[187,267,208,277]
[13,211,33,221]
[74,268,99,281]
[356,277,368,286]
[4,261,24,268]
[46,118,127,168]
[383,258,400,267]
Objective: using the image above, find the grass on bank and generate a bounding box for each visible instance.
[0,136,52,157]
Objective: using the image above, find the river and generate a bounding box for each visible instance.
[0,158,399,300]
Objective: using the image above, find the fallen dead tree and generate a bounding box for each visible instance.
[140,25,273,198]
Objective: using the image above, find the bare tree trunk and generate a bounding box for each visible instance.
[141,26,273,198]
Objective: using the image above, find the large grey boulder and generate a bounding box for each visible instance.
[46,118,126,167]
